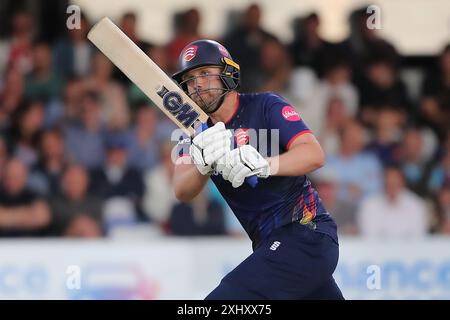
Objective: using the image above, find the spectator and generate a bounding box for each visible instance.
[142,141,177,230]
[342,8,399,77]
[25,41,64,101]
[313,169,358,235]
[318,96,352,156]
[62,76,86,123]
[256,38,292,94]
[437,187,450,235]
[303,58,358,135]
[168,188,226,236]
[357,55,410,127]
[127,104,160,172]
[147,44,171,74]
[84,51,129,130]
[0,66,25,125]
[357,165,428,239]
[420,44,450,141]
[365,108,404,167]
[0,12,34,74]
[207,180,246,238]
[64,91,105,169]
[167,8,203,72]
[287,65,319,109]
[288,13,336,76]
[428,131,450,193]
[53,12,94,79]
[0,137,8,176]
[222,3,277,92]
[50,165,102,237]
[7,99,44,167]
[0,158,51,236]
[325,120,383,205]
[120,12,144,47]
[397,127,433,195]
[28,128,67,195]
[90,133,145,230]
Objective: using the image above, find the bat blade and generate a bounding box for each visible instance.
[87,17,208,136]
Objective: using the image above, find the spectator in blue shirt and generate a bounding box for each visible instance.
[89,133,145,230]
[64,91,105,169]
[324,120,383,205]
[126,103,159,172]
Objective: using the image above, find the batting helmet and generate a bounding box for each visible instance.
[172,39,240,92]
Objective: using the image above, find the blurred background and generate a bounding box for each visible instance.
[0,0,449,300]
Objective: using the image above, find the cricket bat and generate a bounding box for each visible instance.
[87,17,206,136]
[87,17,257,186]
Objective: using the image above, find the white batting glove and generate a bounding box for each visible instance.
[217,145,270,188]
[189,122,232,175]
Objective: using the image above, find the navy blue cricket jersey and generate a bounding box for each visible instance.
[178,92,338,249]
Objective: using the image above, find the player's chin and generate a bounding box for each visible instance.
[199,91,215,100]
[192,96,206,107]
[200,99,220,114]
[193,94,212,106]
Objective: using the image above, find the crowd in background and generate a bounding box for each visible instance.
[0,4,449,239]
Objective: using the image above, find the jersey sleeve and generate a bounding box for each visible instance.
[264,93,313,150]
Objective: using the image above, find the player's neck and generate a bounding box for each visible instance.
[209,91,238,125]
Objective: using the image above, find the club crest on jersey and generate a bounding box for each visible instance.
[282,106,301,121]
[234,128,249,146]
[183,45,198,61]
[156,85,200,129]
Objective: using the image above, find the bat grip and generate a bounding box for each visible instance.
[245,175,258,187]
[198,123,258,188]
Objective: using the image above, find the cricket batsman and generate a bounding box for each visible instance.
[172,39,344,300]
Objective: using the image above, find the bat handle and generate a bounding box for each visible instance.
[198,123,258,188]
[246,175,258,187]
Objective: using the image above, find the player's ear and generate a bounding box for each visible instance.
[220,57,240,90]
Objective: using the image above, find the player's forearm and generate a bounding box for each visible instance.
[173,158,210,202]
[268,140,325,177]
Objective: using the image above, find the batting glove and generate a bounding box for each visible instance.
[217,145,270,188]
[189,122,232,175]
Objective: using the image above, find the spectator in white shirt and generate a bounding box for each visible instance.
[293,59,358,136]
[357,165,428,239]
[142,141,177,230]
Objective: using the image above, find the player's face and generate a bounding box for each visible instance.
[182,66,224,113]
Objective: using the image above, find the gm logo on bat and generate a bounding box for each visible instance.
[157,85,200,129]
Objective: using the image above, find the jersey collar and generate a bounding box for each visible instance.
[207,93,240,127]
